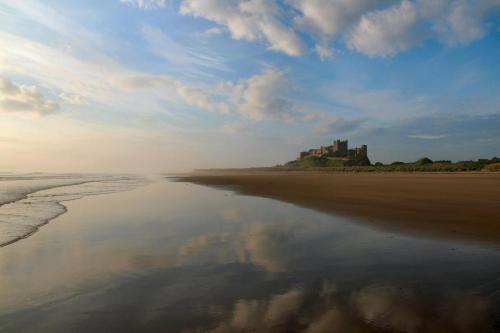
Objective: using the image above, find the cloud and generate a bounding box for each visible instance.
[233,68,297,121]
[177,84,228,112]
[179,0,306,56]
[115,67,297,121]
[424,0,500,45]
[177,0,499,57]
[0,31,131,110]
[141,25,229,76]
[1,22,297,125]
[314,44,334,60]
[0,77,59,115]
[112,74,230,113]
[289,0,383,39]
[111,74,175,89]
[347,0,424,57]
[59,93,86,105]
[346,0,500,56]
[407,134,446,139]
[196,26,224,37]
[120,0,167,9]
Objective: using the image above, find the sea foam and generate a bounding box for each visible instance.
[0,174,147,247]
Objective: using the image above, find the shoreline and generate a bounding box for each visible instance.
[178,171,500,245]
[0,176,146,248]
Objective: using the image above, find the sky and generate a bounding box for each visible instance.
[0,0,499,173]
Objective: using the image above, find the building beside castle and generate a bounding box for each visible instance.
[299,139,368,160]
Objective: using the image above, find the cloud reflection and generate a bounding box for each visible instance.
[201,283,493,333]
[177,234,246,266]
[176,222,304,272]
[244,223,297,272]
[209,288,304,333]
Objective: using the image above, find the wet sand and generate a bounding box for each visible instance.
[2,179,500,332]
[180,172,500,244]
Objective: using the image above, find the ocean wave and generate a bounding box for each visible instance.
[0,174,147,247]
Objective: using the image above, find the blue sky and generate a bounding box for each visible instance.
[0,0,499,172]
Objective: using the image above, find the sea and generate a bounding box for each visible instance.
[0,173,146,247]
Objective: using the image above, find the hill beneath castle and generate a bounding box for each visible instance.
[285,155,371,168]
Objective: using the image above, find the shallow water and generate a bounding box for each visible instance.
[0,179,499,332]
[0,173,146,246]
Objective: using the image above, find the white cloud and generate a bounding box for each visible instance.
[176,0,498,58]
[120,0,167,9]
[115,68,297,121]
[0,77,59,115]
[195,26,224,37]
[346,0,500,56]
[141,25,229,76]
[179,0,306,56]
[314,44,334,60]
[0,32,122,107]
[442,4,485,44]
[0,29,226,118]
[1,0,112,62]
[289,0,384,39]
[111,75,175,89]
[407,134,446,139]
[233,68,296,121]
[347,0,424,57]
[59,93,85,105]
[424,0,500,45]
[113,74,229,113]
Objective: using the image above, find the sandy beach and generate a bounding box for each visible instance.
[181,172,500,244]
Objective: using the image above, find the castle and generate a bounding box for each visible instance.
[299,139,368,160]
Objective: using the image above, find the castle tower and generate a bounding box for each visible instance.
[360,145,367,158]
[332,139,348,157]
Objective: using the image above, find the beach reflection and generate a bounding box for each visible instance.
[176,222,301,272]
[208,283,492,333]
[0,180,499,332]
